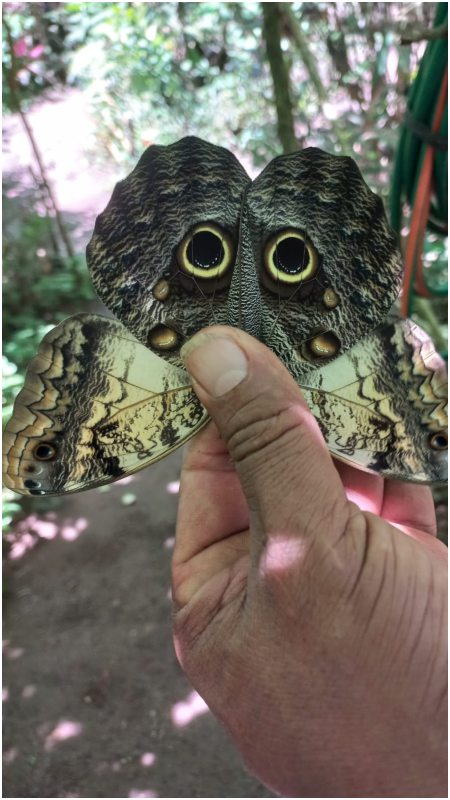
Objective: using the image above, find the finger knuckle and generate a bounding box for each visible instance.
[225,400,305,466]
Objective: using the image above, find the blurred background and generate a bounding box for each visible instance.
[2,2,447,798]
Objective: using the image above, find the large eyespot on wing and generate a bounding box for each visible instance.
[176,221,235,287]
[300,318,448,484]
[243,147,403,365]
[2,314,209,496]
[86,137,250,364]
[262,228,320,290]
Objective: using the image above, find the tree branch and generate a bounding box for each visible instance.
[281,4,349,150]
[400,23,448,45]
[282,3,327,103]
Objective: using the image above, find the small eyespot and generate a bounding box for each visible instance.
[148,324,180,352]
[152,279,171,301]
[322,287,340,309]
[429,432,448,451]
[33,442,57,461]
[307,331,341,359]
[176,223,234,280]
[24,464,43,475]
[24,479,41,490]
[263,229,319,285]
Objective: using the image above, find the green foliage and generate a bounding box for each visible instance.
[3,191,93,326]
[65,1,275,167]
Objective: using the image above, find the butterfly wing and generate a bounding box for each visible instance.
[240,147,403,381]
[86,136,251,364]
[3,314,208,496]
[301,319,448,483]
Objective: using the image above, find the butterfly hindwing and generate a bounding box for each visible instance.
[3,314,208,496]
[301,319,448,483]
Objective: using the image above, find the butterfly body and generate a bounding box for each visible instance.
[3,138,448,495]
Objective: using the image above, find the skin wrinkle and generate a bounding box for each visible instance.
[225,401,310,464]
[358,529,390,628]
[173,520,249,569]
[384,548,416,676]
[433,672,448,719]
[173,528,250,598]
[410,562,437,711]
[174,563,244,642]
[346,513,371,599]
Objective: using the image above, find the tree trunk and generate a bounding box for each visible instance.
[262,3,298,154]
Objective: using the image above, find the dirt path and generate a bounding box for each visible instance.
[3,91,272,798]
[3,454,272,798]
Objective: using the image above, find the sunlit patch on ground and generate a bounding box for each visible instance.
[3,746,19,765]
[140,752,156,767]
[44,719,83,751]
[21,684,37,699]
[171,690,209,727]
[3,643,25,660]
[5,514,89,559]
[121,492,137,506]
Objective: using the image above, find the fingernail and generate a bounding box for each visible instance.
[181,332,248,397]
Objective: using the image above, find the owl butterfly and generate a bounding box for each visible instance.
[3,138,448,495]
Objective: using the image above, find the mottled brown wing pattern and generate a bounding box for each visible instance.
[87,137,251,365]
[3,314,208,495]
[242,148,403,382]
[302,319,448,483]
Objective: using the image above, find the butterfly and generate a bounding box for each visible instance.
[3,137,448,496]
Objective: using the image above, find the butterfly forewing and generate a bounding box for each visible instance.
[241,148,403,380]
[3,314,208,496]
[86,137,251,365]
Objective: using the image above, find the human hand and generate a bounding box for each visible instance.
[172,326,447,798]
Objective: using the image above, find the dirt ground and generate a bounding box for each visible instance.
[3,90,273,799]
[3,452,274,799]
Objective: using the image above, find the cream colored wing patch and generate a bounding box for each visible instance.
[301,318,448,483]
[3,314,208,495]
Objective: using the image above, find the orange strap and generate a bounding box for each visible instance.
[401,67,448,316]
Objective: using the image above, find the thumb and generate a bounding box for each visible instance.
[181,326,350,545]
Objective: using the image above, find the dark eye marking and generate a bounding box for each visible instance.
[177,222,234,280]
